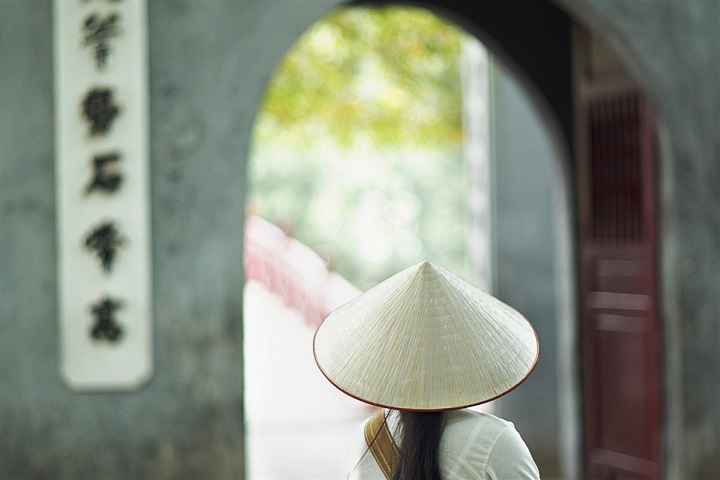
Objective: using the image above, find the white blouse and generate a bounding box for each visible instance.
[346,409,541,479]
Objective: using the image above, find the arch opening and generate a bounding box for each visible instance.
[243,6,491,478]
[241,2,588,479]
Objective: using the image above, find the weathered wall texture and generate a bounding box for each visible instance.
[0,0,336,478]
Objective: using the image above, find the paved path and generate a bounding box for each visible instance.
[245,283,375,479]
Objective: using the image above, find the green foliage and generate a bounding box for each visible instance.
[249,6,473,288]
[258,7,466,148]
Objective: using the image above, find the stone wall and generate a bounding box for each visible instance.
[0,1,336,477]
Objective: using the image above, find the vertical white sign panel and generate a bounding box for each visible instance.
[53,0,152,391]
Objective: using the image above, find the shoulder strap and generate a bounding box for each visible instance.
[364,412,399,480]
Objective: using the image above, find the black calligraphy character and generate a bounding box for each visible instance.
[85,152,123,194]
[82,13,121,69]
[89,296,123,341]
[82,87,120,137]
[84,221,125,272]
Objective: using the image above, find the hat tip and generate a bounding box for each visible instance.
[417,261,440,275]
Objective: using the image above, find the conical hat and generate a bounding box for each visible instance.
[313,261,539,411]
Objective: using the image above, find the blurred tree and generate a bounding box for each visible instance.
[250,7,473,288]
[257,7,464,148]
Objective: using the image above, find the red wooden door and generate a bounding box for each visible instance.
[578,92,662,479]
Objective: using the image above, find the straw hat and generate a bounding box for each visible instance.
[313,261,539,411]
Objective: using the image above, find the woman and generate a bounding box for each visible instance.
[313,261,541,479]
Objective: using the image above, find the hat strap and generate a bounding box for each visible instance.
[364,412,399,479]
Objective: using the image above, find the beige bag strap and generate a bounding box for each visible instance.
[364,412,399,479]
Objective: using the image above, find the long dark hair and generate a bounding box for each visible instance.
[393,410,446,480]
